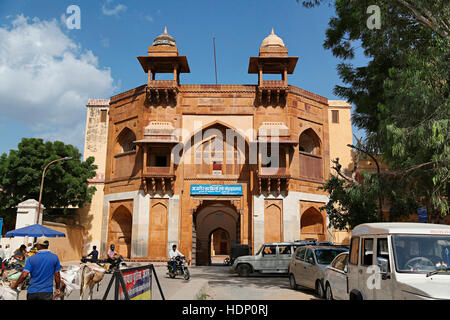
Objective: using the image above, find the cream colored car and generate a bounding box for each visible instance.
[288,245,348,298]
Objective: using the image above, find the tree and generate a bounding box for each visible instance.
[0,138,97,218]
[299,0,449,227]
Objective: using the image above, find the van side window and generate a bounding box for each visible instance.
[296,247,306,261]
[349,237,359,265]
[377,238,390,272]
[361,238,374,266]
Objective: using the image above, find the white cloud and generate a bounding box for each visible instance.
[102,0,127,16]
[0,15,115,151]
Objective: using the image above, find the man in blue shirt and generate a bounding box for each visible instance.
[10,237,61,300]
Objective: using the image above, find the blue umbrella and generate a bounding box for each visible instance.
[5,224,66,238]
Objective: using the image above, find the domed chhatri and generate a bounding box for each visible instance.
[152,26,177,47]
[258,28,289,57]
[261,28,285,48]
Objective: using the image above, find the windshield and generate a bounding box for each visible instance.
[255,245,264,256]
[393,235,450,273]
[314,249,347,265]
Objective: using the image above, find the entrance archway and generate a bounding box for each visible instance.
[300,207,325,241]
[108,205,132,258]
[193,201,240,266]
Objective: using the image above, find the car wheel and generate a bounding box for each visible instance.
[289,274,298,290]
[315,280,324,299]
[237,264,251,277]
[325,283,333,300]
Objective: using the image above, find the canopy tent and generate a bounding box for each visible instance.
[5,224,66,238]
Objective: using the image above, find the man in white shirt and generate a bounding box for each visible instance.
[169,244,184,274]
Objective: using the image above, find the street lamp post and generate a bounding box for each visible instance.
[36,156,73,225]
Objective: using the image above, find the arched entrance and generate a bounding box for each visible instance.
[108,205,132,258]
[193,201,240,266]
[300,207,325,241]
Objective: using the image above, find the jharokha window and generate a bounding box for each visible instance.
[298,128,323,180]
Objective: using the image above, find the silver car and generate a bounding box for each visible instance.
[288,245,348,298]
[231,241,313,276]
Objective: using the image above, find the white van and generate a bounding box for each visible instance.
[346,223,450,300]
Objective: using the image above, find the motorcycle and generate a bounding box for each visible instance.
[167,256,190,280]
[224,257,231,266]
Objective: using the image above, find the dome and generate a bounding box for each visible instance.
[260,28,285,48]
[152,26,176,47]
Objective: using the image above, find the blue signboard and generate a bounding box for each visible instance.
[190,184,243,196]
[417,206,428,223]
[0,218,2,239]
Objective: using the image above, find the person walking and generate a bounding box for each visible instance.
[10,237,61,300]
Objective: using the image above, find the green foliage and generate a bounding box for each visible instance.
[302,0,449,225]
[0,138,97,213]
[320,174,379,230]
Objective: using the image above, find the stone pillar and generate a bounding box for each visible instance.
[167,195,180,252]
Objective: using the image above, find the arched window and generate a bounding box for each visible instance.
[299,128,321,155]
[299,129,323,180]
[116,128,136,153]
[192,124,245,176]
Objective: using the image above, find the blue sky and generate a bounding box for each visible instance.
[0,0,369,155]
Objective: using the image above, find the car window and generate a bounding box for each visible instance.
[278,245,291,255]
[263,245,276,255]
[332,254,347,271]
[361,238,374,266]
[305,249,315,264]
[296,247,306,261]
[349,237,359,265]
[315,249,347,265]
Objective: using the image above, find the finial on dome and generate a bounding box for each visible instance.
[152,26,177,47]
[260,28,285,48]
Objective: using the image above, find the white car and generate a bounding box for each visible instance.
[323,252,349,300]
[231,241,313,276]
[329,223,450,300]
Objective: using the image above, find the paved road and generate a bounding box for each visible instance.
[16,263,318,300]
[194,265,318,300]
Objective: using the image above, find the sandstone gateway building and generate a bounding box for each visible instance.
[81,28,354,265]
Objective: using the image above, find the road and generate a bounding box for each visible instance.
[16,263,318,300]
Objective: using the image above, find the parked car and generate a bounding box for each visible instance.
[323,252,349,300]
[231,241,311,276]
[345,223,450,300]
[288,245,349,298]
